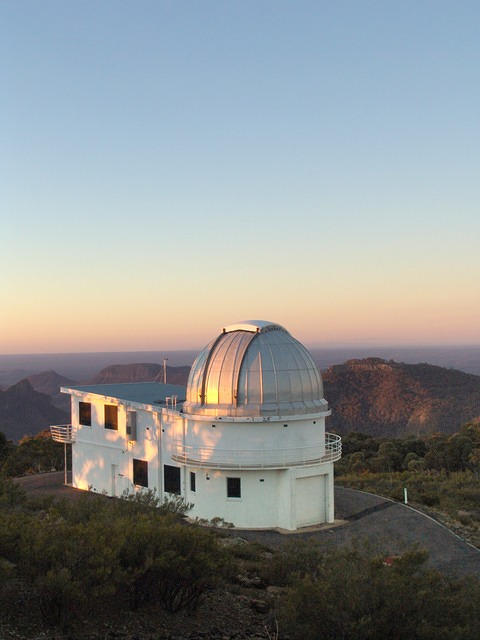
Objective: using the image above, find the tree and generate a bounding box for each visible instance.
[2,431,63,476]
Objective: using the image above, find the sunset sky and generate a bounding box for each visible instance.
[2,1,479,354]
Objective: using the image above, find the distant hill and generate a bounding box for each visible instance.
[91,363,190,387]
[324,358,480,437]
[27,370,76,396]
[4,357,480,443]
[26,370,76,412]
[0,379,69,442]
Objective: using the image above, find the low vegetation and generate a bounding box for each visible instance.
[0,477,226,633]
[1,424,480,638]
[0,429,64,477]
[273,543,480,640]
[335,423,480,546]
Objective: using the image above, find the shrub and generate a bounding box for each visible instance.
[118,518,225,611]
[278,547,480,640]
[0,473,26,509]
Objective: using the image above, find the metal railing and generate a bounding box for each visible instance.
[50,424,75,443]
[171,432,341,469]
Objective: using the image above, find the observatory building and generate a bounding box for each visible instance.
[52,321,341,530]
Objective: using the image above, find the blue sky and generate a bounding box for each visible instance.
[1,1,479,352]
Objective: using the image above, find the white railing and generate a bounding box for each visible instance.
[171,432,341,469]
[50,424,75,443]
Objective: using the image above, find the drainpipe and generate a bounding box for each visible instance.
[182,414,187,498]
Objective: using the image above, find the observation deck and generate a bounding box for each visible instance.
[50,424,75,443]
[171,432,341,470]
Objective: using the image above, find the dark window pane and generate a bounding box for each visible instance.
[164,465,181,494]
[79,402,91,426]
[227,477,241,498]
[190,471,196,492]
[126,411,137,439]
[133,459,148,487]
[104,405,118,430]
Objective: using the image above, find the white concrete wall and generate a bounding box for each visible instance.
[71,395,161,497]
[184,468,286,528]
[181,462,334,530]
[69,393,335,530]
[184,416,326,454]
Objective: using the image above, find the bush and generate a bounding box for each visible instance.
[278,547,480,640]
[0,486,227,631]
[118,517,224,611]
[0,473,26,509]
[2,432,64,477]
[35,568,84,629]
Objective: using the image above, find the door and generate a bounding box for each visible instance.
[295,474,326,527]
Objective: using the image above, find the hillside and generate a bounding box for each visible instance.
[3,358,480,442]
[0,379,69,442]
[91,363,190,386]
[26,370,76,396]
[27,370,76,412]
[324,358,480,437]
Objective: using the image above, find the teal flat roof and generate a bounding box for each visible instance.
[63,382,186,406]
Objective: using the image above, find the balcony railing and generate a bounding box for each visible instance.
[50,424,75,443]
[171,432,341,470]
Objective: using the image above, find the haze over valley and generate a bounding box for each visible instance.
[2,344,480,388]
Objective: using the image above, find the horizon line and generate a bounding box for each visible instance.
[1,343,480,358]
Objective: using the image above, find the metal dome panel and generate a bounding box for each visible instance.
[183,322,327,417]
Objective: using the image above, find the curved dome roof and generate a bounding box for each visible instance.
[183,320,328,418]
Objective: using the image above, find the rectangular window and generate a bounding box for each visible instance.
[227,477,241,498]
[104,405,118,430]
[190,471,196,492]
[164,464,181,494]
[133,459,148,487]
[126,411,137,440]
[79,402,91,426]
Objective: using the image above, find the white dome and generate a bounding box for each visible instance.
[183,320,327,417]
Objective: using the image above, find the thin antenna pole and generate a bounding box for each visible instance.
[163,358,168,384]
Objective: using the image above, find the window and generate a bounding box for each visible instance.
[164,465,181,494]
[79,402,91,426]
[190,471,196,492]
[133,459,148,487]
[126,411,137,440]
[104,405,118,430]
[227,477,241,498]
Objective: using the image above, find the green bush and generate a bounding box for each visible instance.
[0,490,226,629]
[0,473,26,509]
[278,547,480,640]
[2,432,64,477]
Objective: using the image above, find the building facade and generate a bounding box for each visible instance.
[52,321,341,530]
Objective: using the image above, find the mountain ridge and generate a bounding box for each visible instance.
[323,357,480,437]
[91,363,191,386]
[0,379,69,442]
[2,358,480,442]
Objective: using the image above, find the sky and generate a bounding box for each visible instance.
[1,1,479,353]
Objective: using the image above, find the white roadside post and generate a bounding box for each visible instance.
[404,487,408,504]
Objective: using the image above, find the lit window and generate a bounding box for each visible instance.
[79,402,91,426]
[104,405,118,430]
[227,477,241,498]
[133,459,148,487]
